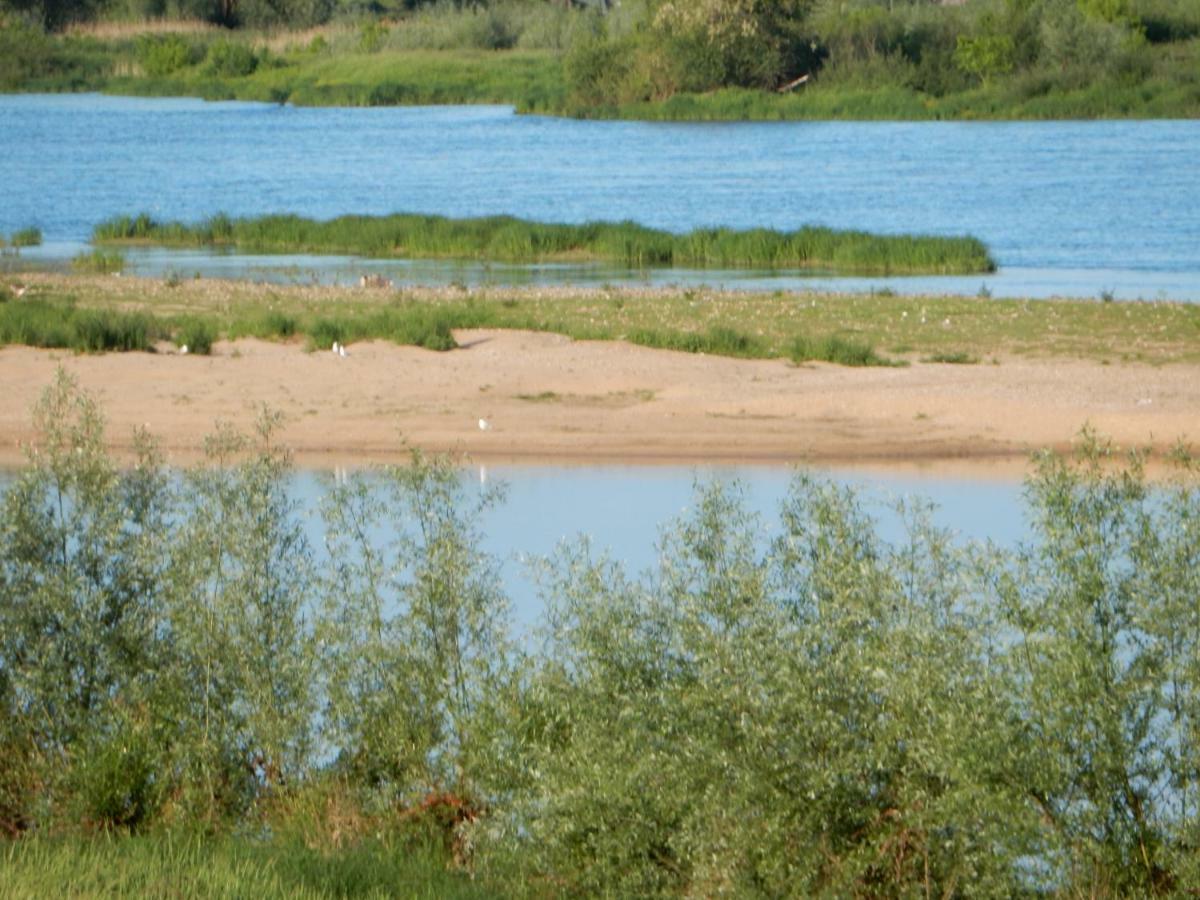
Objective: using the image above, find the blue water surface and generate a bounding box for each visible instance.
[2,95,1198,298]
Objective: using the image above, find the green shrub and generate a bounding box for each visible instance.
[627,325,765,358]
[358,20,389,53]
[10,227,42,248]
[2,370,1200,893]
[136,35,193,77]
[175,317,216,355]
[789,333,890,366]
[72,249,125,274]
[922,350,979,364]
[71,707,164,831]
[205,40,257,78]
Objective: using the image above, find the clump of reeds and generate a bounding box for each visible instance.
[788,334,893,367]
[72,249,126,274]
[8,227,42,248]
[175,317,216,354]
[303,302,499,352]
[0,299,157,352]
[93,212,997,275]
[626,325,766,358]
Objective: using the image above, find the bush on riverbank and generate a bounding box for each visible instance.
[94,211,998,275]
[2,372,1200,894]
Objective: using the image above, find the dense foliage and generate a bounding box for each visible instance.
[563,0,1200,112]
[3,371,1200,895]
[1,0,1197,118]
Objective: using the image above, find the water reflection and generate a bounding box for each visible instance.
[9,242,1195,302]
[288,464,1029,631]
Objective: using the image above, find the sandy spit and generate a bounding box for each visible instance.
[0,331,1195,471]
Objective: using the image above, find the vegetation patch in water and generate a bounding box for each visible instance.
[93,211,997,276]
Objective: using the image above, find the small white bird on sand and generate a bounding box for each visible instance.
[331,341,340,354]
[478,418,491,431]
[339,344,348,358]
[180,344,189,355]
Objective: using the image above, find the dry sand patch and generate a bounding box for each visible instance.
[0,330,1194,469]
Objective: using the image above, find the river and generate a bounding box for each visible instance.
[2,94,1198,299]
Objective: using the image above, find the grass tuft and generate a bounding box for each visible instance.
[923,351,979,364]
[789,334,893,367]
[9,227,42,248]
[176,317,216,355]
[72,249,126,274]
[626,325,766,358]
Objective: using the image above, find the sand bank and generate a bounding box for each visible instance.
[0,331,1194,471]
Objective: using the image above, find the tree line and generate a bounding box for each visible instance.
[0,0,600,31]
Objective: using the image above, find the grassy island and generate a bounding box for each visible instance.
[92,212,997,276]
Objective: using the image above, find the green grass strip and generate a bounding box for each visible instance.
[0,834,491,899]
[94,212,996,276]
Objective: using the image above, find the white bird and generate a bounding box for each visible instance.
[180,344,189,355]
[331,341,340,354]
[338,345,348,358]
[11,284,26,298]
[478,418,491,431]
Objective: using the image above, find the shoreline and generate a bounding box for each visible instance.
[2,332,1194,477]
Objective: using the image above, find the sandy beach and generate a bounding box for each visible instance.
[0,330,1194,471]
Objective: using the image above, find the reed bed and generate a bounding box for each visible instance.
[0,299,158,352]
[72,249,126,274]
[7,228,43,249]
[94,212,996,276]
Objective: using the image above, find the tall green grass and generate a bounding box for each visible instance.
[72,249,126,274]
[0,834,491,899]
[94,212,996,275]
[626,325,767,358]
[0,299,157,352]
[789,333,894,367]
[8,228,43,248]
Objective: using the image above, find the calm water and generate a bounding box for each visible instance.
[2,94,1199,299]
[0,464,1027,628]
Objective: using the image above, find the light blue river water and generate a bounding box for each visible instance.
[0,463,1028,628]
[2,94,1198,299]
